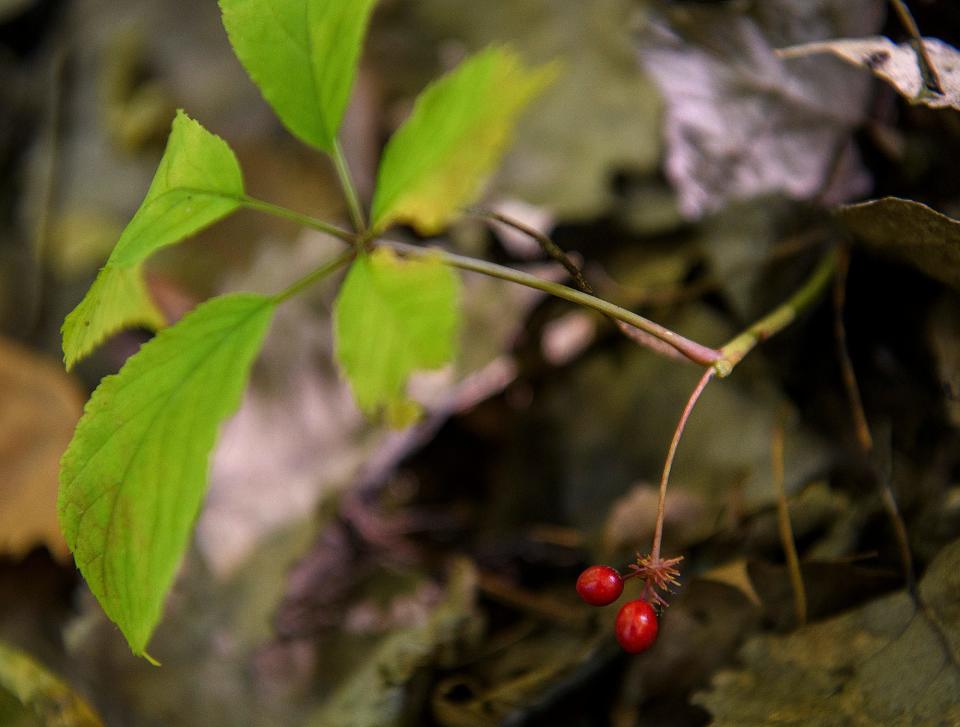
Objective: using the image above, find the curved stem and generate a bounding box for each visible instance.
[714,248,837,377]
[650,367,714,561]
[332,141,367,234]
[386,240,723,367]
[469,207,593,292]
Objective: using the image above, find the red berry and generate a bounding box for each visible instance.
[575,565,623,606]
[615,599,659,653]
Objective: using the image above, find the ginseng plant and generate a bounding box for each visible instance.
[57,0,837,662]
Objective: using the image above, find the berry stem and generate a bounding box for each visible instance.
[650,367,714,562]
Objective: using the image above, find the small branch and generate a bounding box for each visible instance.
[387,240,723,367]
[332,140,368,234]
[772,410,807,626]
[650,367,714,561]
[272,248,356,304]
[833,246,915,591]
[715,248,837,377]
[889,0,944,95]
[241,195,355,243]
[833,248,874,453]
[469,207,592,292]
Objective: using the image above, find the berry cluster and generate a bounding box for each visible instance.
[575,554,682,653]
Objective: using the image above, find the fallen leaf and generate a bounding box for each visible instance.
[695,538,960,725]
[929,293,960,425]
[779,36,960,110]
[0,640,104,727]
[0,338,82,561]
[700,560,763,608]
[638,0,882,218]
[306,559,479,727]
[837,197,960,290]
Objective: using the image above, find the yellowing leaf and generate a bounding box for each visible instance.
[333,248,460,420]
[58,294,275,656]
[220,0,379,152]
[62,110,244,370]
[371,47,556,235]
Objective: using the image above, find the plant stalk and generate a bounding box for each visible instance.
[241,195,355,243]
[272,248,356,304]
[387,240,723,367]
[715,248,837,377]
[332,141,368,234]
[470,208,692,363]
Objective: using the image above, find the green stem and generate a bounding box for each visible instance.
[386,240,723,367]
[332,141,367,234]
[241,195,355,243]
[243,198,710,362]
[272,248,356,304]
[714,248,837,377]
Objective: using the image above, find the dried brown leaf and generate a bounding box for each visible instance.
[837,197,960,290]
[779,36,960,110]
[0,338,83,560]
[696,539,960,725]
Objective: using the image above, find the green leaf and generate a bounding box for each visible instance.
[58,293,275,656]
[62,110,245,369]
[334,248,460,419]
[371,46,556,235]
[61,266,165,371]
[220,0,379,153]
